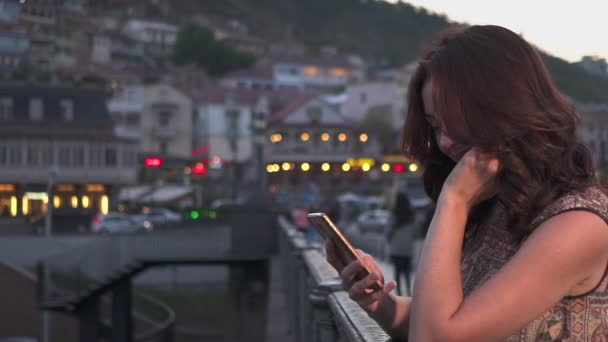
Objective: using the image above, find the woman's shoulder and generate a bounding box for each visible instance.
[530,185,608,229]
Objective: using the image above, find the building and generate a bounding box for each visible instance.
[265,94,389,189]
[0,83,138,219]
[334,81,407,128]
[107,83,193,183]
[222,52,365,91]
[0,29,29,72]
[122,18,178,58]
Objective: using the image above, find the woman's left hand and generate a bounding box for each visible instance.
[440,148,500,211]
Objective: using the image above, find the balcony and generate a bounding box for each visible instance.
[152,126,177,139]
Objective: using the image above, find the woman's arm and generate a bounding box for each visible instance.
[409,150,608,342]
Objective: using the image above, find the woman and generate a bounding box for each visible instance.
[325,24,608,341]
[386,186,416,295]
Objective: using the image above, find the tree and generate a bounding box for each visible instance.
[172,23,255,76]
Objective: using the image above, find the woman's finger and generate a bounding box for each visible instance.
[340,259,364,290]
[348,272,382,300]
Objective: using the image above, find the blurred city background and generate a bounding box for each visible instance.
[0,0,606,341]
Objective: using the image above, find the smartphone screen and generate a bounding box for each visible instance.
[307,212,383,291]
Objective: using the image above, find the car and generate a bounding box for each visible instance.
[91,212,145,234]
[140,207,182,228]
[357,209,391,234]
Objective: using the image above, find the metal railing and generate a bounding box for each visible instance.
[278,216,390,342]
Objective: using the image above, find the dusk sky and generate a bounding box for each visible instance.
[386,0,607,63]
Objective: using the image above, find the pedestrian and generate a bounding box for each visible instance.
[386,188,415,296]
[325,24,608,341]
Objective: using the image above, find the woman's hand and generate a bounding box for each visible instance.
[325,239,397,313]
[440,148,500,211]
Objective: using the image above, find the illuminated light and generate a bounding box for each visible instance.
[192,163,206,175]
[394,164,406,173]
[57,184,75,192]
[359,133,368,142]
[300,132,310,141]
[145,157,162,167]
[301,163,310,172]
[54,195,61,208]
[330,68,347,77]
[22,196,28,215]
[302,65,320,76]
[191,211,199,220]
[342,163,351,172]
[184,167,192,175]
[0,184,15,191]
[266,164,274,173]
[362,163,371,172]
[272,164,280,172]
[101,195,109,214]
[321,163,330,172]
[282,162,291,171]
[208,210,217,219]
[82,196,90,208]
[87,184,105,192]
[270,133,282,143]
[42,194,48,204]
[381,163,391,172]
[409,163,419,172]
[321,133,330,141]
[71,195,78,208]
[10,196,17,217]
[338,133,347,141]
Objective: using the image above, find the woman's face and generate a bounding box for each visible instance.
[422,80,470,162]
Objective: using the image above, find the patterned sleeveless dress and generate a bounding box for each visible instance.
[460,186,608,341]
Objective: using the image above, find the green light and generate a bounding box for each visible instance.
[209,210,217,219]
[190,211,199,219]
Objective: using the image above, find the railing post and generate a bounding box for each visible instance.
[112,277,133,342]
[79,296,100,342]
[310,279,342,342]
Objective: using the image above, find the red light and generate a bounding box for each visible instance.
[145,157,162,167]
[192,162,206,175]
[93,215,101,225]
[394,164,406,173]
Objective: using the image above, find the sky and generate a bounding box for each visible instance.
[385,0,607,63]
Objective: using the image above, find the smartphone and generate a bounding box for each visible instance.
[307,212,383,291]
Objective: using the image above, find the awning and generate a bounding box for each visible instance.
[139,185,195,204]
[118,185,153,201]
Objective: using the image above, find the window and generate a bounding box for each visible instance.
[0,141,6,165]
[60,99,74,122]
[72,146,84,167]
[8,143,21,166]
[160,142,167,154]
[307,107,321,124]
[122,148,136,166]
[41,143,53,166]
[0,98,13,120]
[58,145,71,167]
[29,98,43,121]
[90,143,103,167]
[158,112,170,127]
[26,143,39,166]
[105,147,117,167]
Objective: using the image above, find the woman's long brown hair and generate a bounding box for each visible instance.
[402,25,597,238]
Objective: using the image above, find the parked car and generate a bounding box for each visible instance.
[140,207,182,228]
[91,212,145,234]
[357,209,391,234]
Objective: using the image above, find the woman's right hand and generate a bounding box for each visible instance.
[325,238,397,313]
